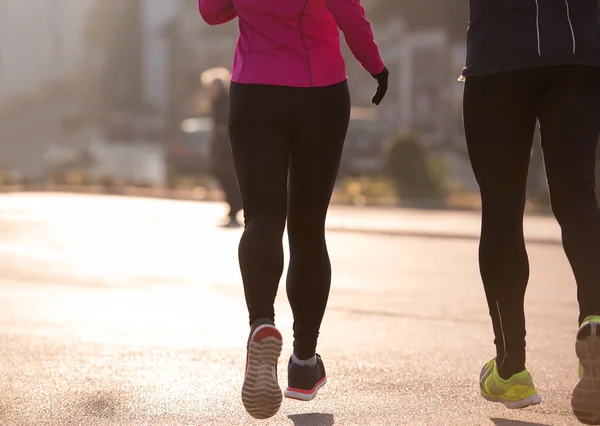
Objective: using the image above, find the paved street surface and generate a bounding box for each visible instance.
[0,193,583,425]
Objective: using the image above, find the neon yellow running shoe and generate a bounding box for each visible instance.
[479,358,542,409]
[572,315,600,425]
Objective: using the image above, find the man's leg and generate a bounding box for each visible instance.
[538,66,600,323]
[464,70,538,378]
[537,66,600,424]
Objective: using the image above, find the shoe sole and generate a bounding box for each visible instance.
[482,392,542,409]
[284,376,328,401]
[573,322,600,425]
[241,325,283,420]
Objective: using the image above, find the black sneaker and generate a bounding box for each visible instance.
[241,319,283,419]
[284,354,327,401]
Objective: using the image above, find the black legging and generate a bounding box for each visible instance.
[229,81,351,359]
[464,66,600,378]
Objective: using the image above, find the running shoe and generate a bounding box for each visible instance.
[572,315,600,425]
[284,354,327,401]
[241,319,283,419]
[479,358,542,409]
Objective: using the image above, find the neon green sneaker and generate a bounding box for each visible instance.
[479,358,542,409]
[572,315,600,425]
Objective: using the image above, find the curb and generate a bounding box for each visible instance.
[0,186,562,246]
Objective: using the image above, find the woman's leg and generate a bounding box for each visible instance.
[228,83,291,326]
[229,82,292,419]
[285,81,351,360]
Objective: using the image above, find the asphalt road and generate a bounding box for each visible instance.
[0,193,585,425]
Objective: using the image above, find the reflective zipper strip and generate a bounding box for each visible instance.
[496,301,508,367]
[535,0,542,56]
[564,0,576,54]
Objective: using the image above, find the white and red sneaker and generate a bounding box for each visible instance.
[241,319,283,419]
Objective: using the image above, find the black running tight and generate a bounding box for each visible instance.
[464,66,600,378]
[228,81,351,359]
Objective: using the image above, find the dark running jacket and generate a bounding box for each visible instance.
[463,0,600,76]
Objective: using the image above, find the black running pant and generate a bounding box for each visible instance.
[229,81,351,359]
[464,66,600,377]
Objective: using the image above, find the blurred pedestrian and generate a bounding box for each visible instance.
[199,0,388,419]
[202,68,242,227]
[462,0,600,420]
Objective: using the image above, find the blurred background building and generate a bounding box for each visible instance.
[1,0,555,208]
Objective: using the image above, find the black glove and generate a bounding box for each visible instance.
[371,66,389,106]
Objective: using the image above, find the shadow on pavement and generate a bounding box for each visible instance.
[491,418,551,426]
[326,226,561,246]
[81,391,119,418]
[288,412,334,426]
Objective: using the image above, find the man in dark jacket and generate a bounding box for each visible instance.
[207,76,242,227]
[463,1,600,422]
[464,0,600,76]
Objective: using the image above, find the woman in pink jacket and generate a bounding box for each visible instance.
[199,0,388,419]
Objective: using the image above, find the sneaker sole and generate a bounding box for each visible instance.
[241,325,283,420]
[482,392,542,409]
[573,322,600,425]
[284,376,328,401]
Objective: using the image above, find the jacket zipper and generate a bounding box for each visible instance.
[536,0,577,56]
[564,0,577,54]
[534,0,542,56]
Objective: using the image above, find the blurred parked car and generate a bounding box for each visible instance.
[339,107,388,177]
[166,117,213,185]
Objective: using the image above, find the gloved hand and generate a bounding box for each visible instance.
[371,66,389,106]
